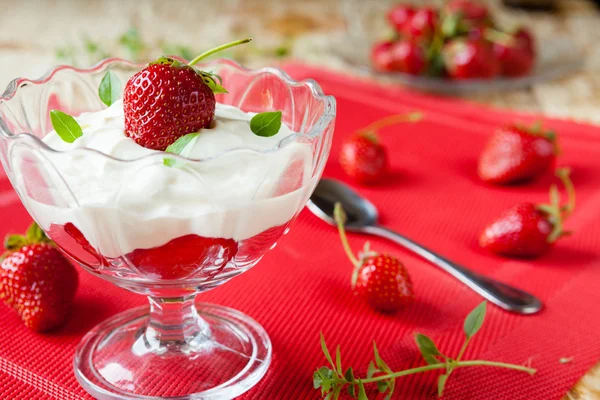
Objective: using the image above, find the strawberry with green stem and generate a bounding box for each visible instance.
[480,168,575,257]
[478,121,559,185]
[0,223,78,332]
[123,38,251,151]
[339,112,422,185]
[334,203,413,312]
[314,301,536,399]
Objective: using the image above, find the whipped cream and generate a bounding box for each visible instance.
[18,101,314,257]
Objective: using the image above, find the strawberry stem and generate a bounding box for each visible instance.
[188,38,252,66]
[484,28,515,47]
[358,112,423,135]
[556,168,575,216]
[333,203,362,287]
[537,167,576,243]
[360,360,535,384]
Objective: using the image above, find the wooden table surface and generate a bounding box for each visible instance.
[0,0,599,398]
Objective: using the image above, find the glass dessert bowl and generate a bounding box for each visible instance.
[0,58,335,399]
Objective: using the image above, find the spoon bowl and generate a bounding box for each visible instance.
[307,179,378,229]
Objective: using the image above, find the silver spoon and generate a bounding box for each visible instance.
[307,179,543,315]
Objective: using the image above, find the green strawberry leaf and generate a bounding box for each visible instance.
[98,70,121,107]
[251,111,282,137]
[415,333,442,365]
[4,234,27,251]
[464,301,487,339]
[164,133,200,167]
[50,110,83,143]
[26,222,48,243]
[198,71,228,94]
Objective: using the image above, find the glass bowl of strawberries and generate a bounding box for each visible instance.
[338,0,583,94]
[0,43,336,399]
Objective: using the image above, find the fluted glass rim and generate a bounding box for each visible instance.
[0,57,336,164]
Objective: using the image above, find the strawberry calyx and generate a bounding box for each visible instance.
[536,167,575,243]
[149,38,252,95]
[514,121,560,155]
[358,131,380,144]
[333,203,377,288]
[2,222,53,260]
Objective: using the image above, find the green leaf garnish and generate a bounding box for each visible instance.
[50,110,83,143]
[415,333,442,365]
[464,301,487,339]
[98,71,122,107]
[313,302,536,399]
[164,133,200,167]
[250,111,282,137]
[437,374,448,397]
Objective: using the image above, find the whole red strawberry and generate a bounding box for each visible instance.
[478,122,558,185]
[0,223,78,332]
[493,29,535,77]
[371,41,395,72]
[334,204,413,312]
[445,0,489,23]
[340,132,388,184]
[480,168,575,258]
[339,113,422,184]
[515,28,535,56]
[443,39,499,79]
[123,39,250,151]
[387,4,415,36]
[389,40,427,75]
[408,7,438,40]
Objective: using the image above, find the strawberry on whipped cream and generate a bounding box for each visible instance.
[19,100,313,274]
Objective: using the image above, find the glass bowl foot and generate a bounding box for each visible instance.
[74,302,271,399]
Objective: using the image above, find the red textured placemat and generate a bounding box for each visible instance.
[0,64,599,399]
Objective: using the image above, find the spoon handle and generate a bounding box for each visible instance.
[362,225,542,314]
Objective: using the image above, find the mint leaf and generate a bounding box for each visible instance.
[464,301,487,339]
[99,71,121,107]
[164,133,200,167]
[415,333,442,365]
[50,110,83,143]
[438,374,448,397]
[250,111,282,137]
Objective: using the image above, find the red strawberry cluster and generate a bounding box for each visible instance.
[478,122,575,258]
[372,0,535,79]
